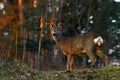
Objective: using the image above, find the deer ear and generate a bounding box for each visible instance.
[58,22,62,29]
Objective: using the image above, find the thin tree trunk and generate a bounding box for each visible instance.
[37,30,42,72]
[22,28,27,64]
[18,0,24,38]
[18,0,24,25]
[7,32,14,59]
[15,25,18,60]
[18,0,26,65]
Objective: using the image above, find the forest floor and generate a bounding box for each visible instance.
[0,62,120,80]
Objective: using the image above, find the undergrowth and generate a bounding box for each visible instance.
[0,62,120,80]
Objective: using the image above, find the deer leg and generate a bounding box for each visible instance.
[69,55,75,71]
[87,51,97,68]
[96,49,108,66]
[66,54,74,71]
[66,54,70,71]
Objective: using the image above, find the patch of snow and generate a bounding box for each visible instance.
[114,0,120,2]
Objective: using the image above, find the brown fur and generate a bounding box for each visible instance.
[49,23,108,71]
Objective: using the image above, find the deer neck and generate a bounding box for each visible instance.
[54,34,65,45]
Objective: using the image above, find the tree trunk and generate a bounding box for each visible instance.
[18,0,24,25]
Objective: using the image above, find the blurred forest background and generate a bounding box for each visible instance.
[0,0,120,71]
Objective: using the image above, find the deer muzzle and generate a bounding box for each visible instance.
[53,33,56,36]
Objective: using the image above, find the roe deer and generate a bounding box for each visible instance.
[49,23,108,71]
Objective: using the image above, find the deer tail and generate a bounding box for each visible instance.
[94,36,103,46]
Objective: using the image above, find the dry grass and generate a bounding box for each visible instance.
[0,62,120,80]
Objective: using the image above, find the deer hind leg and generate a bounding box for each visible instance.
[87,51,97,68]
[96,48,108,66]
[66,54,74,72]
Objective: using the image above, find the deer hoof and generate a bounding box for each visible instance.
[90,65,95,69]
[65,70,71,73]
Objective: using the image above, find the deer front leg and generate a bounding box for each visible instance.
[66,54,74,72]
[87,51,97,68]
[69,55,74,71]
[67,54,71,71]
[96,48,108,66]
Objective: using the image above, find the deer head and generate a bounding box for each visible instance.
[49,23,62,40]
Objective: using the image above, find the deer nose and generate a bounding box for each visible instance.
[53,33,56,36]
